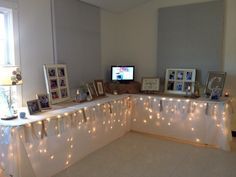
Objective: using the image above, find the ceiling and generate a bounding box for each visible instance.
[80,0,152,13]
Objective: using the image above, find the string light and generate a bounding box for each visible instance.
[0,95,231,175]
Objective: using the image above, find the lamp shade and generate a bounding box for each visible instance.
[0,66,23,86]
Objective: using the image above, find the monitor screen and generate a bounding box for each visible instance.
[111,66,134,81]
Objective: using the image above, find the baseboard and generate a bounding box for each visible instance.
[232,131,236,137]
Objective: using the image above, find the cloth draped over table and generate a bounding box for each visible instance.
[0,95,233,177]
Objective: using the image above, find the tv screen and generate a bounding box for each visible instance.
[111,66,134,81]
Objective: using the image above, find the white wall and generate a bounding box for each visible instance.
[18,0,54,104]
[223,0,236,130]
[101,0,236,130]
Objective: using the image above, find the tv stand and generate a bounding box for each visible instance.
[105,81,141,94]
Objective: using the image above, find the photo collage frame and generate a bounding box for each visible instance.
[164,68,196,95]
[43,64,70,104]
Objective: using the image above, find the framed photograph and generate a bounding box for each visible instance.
[175,82,183,91]
[165,68,196,95]
[43,64,70,104]
[94,80,105,96]
[36,94,51,110]
[60,88,68,98]
[50,79,58,89]
[48,68,56,77]
[205,71,226,96]
[141,77,160,92]
[27,99,41,115]
[59,78,66,87]
[177,71,184,80]
[87,82,98,99]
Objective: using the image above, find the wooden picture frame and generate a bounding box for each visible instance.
[94,80,105,96]
[36,94,51,110]
[164,68,196,95]
[87,82,98,99]
[43,64,70,104]
[27,99,41,115]
[205,71,226,96]
[141,77,160,92]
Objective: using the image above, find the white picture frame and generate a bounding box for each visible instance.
[141,77,160,92]
[164,68,196,95]
[43,64,71,104]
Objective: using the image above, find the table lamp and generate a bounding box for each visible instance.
[0,66,23,120]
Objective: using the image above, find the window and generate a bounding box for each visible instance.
[0,7,15,65]
[0,3,21,112]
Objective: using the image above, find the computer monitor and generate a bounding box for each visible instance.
[111,66,134,82]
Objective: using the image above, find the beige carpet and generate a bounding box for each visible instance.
[53,132,236,177]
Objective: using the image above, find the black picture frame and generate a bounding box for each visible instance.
[36,94,51,110]
[27,100,41,115]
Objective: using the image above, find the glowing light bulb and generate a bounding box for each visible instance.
[191,128,195,131]
[189,118,192,121]
[149,115,153,120]
[133,119,137,122]
[196,138,200,142]
[66,161,69,165]
[57,115,61,119]
[168,122,171,126]
[50,155,54,160]
[143,120,147,124]
[140,97,143,101]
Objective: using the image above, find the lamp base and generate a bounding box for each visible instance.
[1,115,18,120]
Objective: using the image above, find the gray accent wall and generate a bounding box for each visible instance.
[53,0,101,89]
[157,0,224,85]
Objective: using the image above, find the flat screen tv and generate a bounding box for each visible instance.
[111,66,134,82]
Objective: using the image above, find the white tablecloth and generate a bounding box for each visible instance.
[0,94,233,177]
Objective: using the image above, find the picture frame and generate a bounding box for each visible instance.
[164,68,196,95]
[94,80,105,96]
[36,94,51,110]
[27,99,41,115]
[205,71,226,96]
[141,77,160,92]
[43,64,71,104]
[87,82,98,99]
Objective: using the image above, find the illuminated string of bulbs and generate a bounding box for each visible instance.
[132,96,230,143]
[0,95,232,175]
